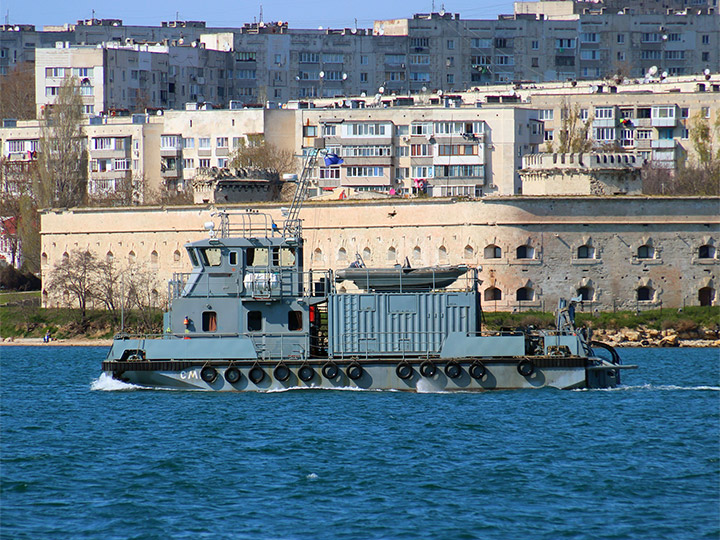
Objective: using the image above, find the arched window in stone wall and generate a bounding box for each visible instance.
[337,247,347,261]
[577,286,593,301]
[313,248,324,264]
[516,287,534,301]
[438,245,448,262]
[362,247,371,261]
[412,246,422,261]
[577,245,594,259]
[62,251,69,261]
[41,253,48,266]
[464,245,474,259]
[128,251,136,264]
[484,244,501,259]
[150,250,159,265]
[484,287,502,301]
[106,251,114,263]
[387,246,396,261]
[151,289,159,306]
[516,245,534,260]
[699,244,716,259]
[173,250,181,262]
[637,244,654,259]
[699,286,715,306]
[637,286,653,301]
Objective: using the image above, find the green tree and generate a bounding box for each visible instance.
[36,76,88,208]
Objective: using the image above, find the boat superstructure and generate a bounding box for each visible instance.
[102,147,633,392]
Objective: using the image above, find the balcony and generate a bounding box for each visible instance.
[651,116,678,128]
[651,139,677,149]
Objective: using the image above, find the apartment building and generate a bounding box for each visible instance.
[3,1,718,101]
[34,41,236,117]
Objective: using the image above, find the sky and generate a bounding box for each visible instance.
[3,0,518,29]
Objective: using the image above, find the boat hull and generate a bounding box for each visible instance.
[102,356,621,391]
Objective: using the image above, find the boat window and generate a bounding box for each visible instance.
[288,311,303,331]
[248,310,262,331]
[280,248,296,267]
[246,247,268,266]
[229,251,238,266]
[187,248,200,267]
[202,311,217,332]
[199,247,222,266]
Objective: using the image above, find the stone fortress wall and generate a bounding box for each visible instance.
[40,197,719,311]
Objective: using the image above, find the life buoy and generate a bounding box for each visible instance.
[396,361,413,380]
[201,365,218,383]
[419,360,436,378]
[322,361,339,379]
[444,360,462,379]
[274,363,290,382]
[298,364,315,382]
[517,359,535,377]
[469,360,486,380]
[249,365,265,384]
[224,366,241,384]
[346,362,363,381]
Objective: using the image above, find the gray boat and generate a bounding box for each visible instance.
[102,148,634,392]
[336,262,470,292]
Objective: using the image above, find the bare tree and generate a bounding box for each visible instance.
[0,62,36,120]
[36,76,89,208]
[47,249,101,322]
[546,101,594,153]
[125,262,164,332]
[230,134,298,174]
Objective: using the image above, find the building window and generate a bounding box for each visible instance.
[637,245,654,259]
[617,34,625,44]
[337,247,347,261]
[413,246,422,261]
[577,287,593,301]
[464,245,474,259]
[516,287,534,301]
[577,245,594,259]
[485,287,502,301]
[637,287,652,302]
[699,245,715,259]
[387,246,396,261]
[447,40,455,50]
[485,245,501,259]
[217,137,228,148]
[516,245,534,259]
[199,138,211,149]
[701,35,709,45]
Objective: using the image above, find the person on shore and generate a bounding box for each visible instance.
[43,330,51,343]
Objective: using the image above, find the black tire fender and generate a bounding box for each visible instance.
[298,364,315,382]
[444,360,462,379]
[419,360,436,378]
[274,363,290,382]
[469,361,486,380]
[346,362,363,381]
[200,365,218,383]
[396,361,413,380]
[322,361,339,379]
[249,364,265,384]
[224,366,241,384]
[517,359,535,377]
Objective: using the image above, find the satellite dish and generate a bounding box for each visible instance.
[648,65,658,76]
[590,84,598,93]
[360,91,367,97]
[342,73,348,80]
[661,71,668,79]
[319,71,325,78]
[378,86,385,94]
[437,89,443,96]
[351,28,357,34]
[704,68,710,75]
[318,26,323,30]
[439,8,446,16]
[421,86,427,92]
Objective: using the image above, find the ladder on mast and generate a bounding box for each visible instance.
[283,143,323,238]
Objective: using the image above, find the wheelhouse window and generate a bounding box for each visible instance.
[288,311,303,331]
[199,247,222,266]
[248,310,262,331]
[246,247,269,266]
[187,249,199,267]
[280,247,296,267]
[202,311,217,332]
[229,251,238,265]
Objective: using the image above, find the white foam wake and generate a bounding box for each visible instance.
[576,384,720,392]
[90,372,143,391]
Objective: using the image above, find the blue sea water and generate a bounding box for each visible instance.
[1,346,718,540]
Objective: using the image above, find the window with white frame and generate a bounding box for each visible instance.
[411,123,433,136]
[411,144,432,157]
[595,107,614,119]
[216,137,228,148]
[346,166,384,177]
[198,138,211,149]
[411,166,434,177]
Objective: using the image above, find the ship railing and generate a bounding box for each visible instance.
[211,209,287,239]
[332,265,480,294]
[333,331,446,360]
[168,269,333,303]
